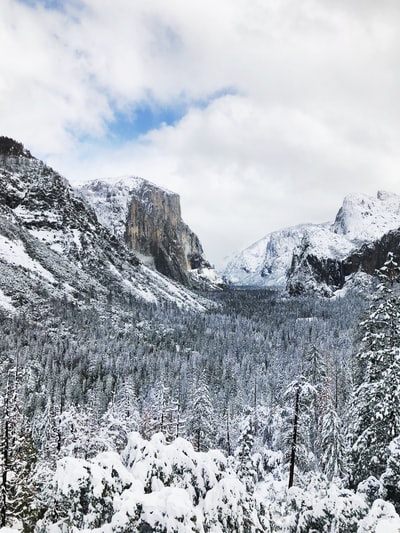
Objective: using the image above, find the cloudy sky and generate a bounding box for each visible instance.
[2,0,400,266]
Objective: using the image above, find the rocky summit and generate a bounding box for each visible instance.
[80,177,222,289]
[223,191,400,296]
[0,137,211,314]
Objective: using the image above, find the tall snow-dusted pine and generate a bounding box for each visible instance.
[320,405,347,480]
[282,376,317,487]
[0,361,37,531]
[351,253,400,484]
[235,414,257,493]
[302,344,329,462]
[185,371,215,452]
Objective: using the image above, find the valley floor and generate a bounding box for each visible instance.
[1,287,400,531]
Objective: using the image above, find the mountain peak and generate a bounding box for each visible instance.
[223,190,400,293]
[0,136,33,159]
[332,190,400,242]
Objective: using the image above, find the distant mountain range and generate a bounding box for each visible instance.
[223,190,400,295]
[2,135,399,311]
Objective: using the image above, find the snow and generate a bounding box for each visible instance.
[108,261,208,309]
[39,431,400,532]
[80,176,175,242]
[332,190,400,243]
[139,264,209,311]
[0,287,14,312]
[223,191,400,289]
[0,234,55,282]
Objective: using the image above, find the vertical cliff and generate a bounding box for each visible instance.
[81,177,213,287]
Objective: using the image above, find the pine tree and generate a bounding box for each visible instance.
[185,372,215,452]
[282,376,317,487]
[381,436,400,510]
[102,378,141,451]
[0,361,37,531]
[302,344,329,463]
[351,253,400,485]
[235,414,257,494]
[320,405,347,481]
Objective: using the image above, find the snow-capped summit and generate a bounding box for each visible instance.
[0,137,211,313]
[80,177,224,289]
[223,191,400,291]
[332,191,400,244]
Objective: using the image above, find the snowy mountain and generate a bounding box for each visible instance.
[0,137,210,313]
[223,191,400,294]
[80,177,224,289]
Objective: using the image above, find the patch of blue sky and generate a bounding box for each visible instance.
[107,87,238,143]
[16,0,80,12]
[107,104,185,144]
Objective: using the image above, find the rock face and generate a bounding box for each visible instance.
[224,191,400,295]
[0,137,209,313]
[124,180,209,285]
[343,229,400,277]
[80,177,213,287]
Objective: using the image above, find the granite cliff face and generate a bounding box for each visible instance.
[124,180,209,284]
[0,137,209,313]
[225,191,400,295]
[81,177,216,287]
[287,227,400,296]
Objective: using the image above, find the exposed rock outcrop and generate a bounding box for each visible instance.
[343,229,400,277]
[80,177,216,288]
[225,191,400,295]
[287,227,400,296]
[0,137,209,312]
[125,180,210,285]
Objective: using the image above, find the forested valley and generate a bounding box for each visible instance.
[1,263,400,531]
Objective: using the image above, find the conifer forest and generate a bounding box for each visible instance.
[2,255,400,531]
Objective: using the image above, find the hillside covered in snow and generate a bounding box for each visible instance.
[223,191,400,293]
[0,137,211,315]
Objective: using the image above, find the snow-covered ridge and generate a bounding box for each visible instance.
[333,190,400,243]
[80,176,176,241]
[223,191,400,288]
[80,176,224,289]
[0,146,212,313]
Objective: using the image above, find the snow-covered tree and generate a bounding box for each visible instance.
[0,362,37,531]
[303,344,329,462]
[282,376,317,487]
[185,371,215,452]
[382,436,400,510]
[320,405,347,481]
[101,378,141,451]
[235,414,257,494]
[351,253,400,484]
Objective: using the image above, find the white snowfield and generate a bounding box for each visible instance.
[0,234,55,283]
[223,191,400,288]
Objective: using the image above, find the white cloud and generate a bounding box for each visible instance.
[2,0,400,265]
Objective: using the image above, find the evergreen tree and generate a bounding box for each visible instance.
[303,344,329,462]
[185,371,215,452]
[320,404,347,481]
[282,376,317,487]
[235,414,257,494]
[0,361,37,531]
[102,378,141,451]
[382,435,400,511]
[351,253,400,484]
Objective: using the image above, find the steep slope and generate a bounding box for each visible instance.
[0,137,209,313]
[223,191,400,293]
[80,177,223,288]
